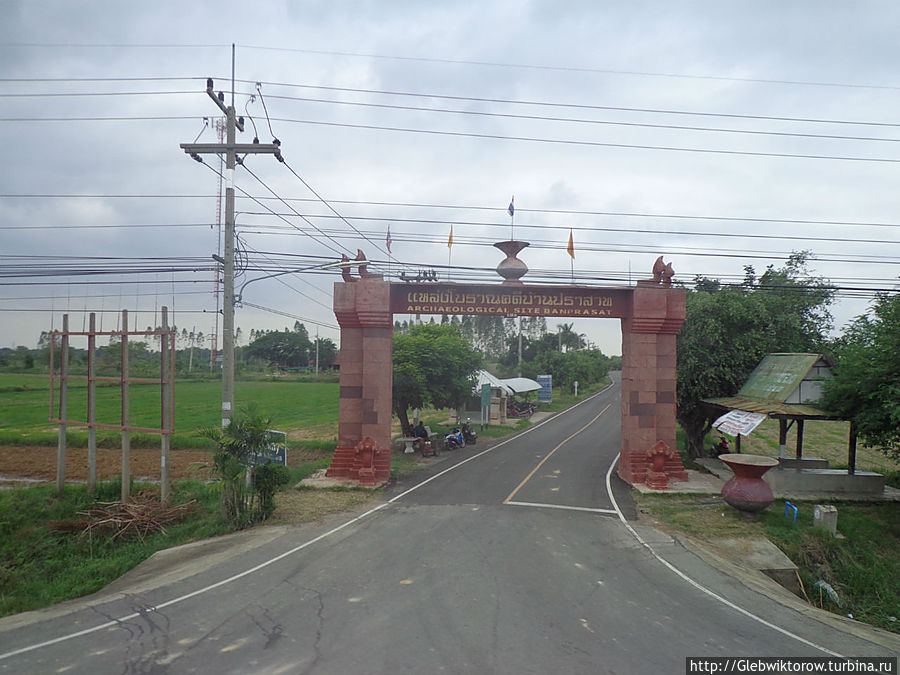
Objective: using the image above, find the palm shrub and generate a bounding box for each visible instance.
[203,408,272,526]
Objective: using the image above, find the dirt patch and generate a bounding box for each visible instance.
[268,489,379,525]
[0,445,336,486]
[0,446,215,484]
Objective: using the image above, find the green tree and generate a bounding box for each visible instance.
[677,253,834,458]
[247,329,312,368]
[313,337,338,368]
[821,292,900,459]
[556,322,585,353]
[392,323,482,435]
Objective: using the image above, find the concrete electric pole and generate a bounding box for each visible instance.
[181,78,282,427]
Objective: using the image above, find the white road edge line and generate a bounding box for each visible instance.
[506,500,618,515]
[603,454,843,657]
[1,381,617,661]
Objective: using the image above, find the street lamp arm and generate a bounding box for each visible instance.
[230,258,369,306]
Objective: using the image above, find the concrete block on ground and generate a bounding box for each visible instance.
[813,504,838,536]
[709,536,800,595]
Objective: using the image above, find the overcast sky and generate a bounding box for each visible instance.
[2,1,898,357]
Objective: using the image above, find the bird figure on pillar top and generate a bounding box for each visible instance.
[652,256,675,286]
[356,249,370,277]
[341,253,356,283]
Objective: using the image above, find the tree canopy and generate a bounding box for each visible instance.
[246,325,312,368]
[677,253,834,457]
[392,323,482,435]
[821,292,900,460]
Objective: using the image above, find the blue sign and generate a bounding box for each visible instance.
[251,430,288,466]
[537,374,552,402]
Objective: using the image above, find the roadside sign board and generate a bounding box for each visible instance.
[537,374,552,402]
[251,430,288,466]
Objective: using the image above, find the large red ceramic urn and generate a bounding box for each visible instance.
[719,453,779,514]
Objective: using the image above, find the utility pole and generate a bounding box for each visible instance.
[181,77,282,427]
[517,316,523,377]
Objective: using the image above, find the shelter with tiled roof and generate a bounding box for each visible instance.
[704,353,863,474]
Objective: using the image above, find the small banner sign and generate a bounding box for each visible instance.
[713,410,767,437]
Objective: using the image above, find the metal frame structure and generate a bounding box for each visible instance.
[49,309,176,501]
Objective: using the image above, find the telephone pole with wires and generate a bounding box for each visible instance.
[181,76,282,427]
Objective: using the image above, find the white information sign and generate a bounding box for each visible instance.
[712,410,767,437]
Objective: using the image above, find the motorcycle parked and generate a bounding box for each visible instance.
[444,427,464,450]
[461,419,477,445]
[710,436,730,456]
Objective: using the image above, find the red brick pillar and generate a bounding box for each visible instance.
[325,277,393,485]
[618,284,686,485]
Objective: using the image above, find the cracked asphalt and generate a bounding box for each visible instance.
[1,379,896,673]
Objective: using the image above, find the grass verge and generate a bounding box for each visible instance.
[0,479,230,618]
[636,493,899,634]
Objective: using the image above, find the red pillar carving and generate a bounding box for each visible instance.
[618,283,688,485]
[326,277,393,486]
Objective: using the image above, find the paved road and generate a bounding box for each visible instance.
[1,380,896,674]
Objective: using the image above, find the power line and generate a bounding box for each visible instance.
[1,45,896,92]
[256,92,900,145]
[241,79,900,129]
[3,193,899,230]
[5,112,899,163]
[0,76,206,82]
[235,211,900,246]
[241,301,339,330]
[233,162,349,256]
[0,90,202,98]
[264,117,900,164]
[279,158,391,259]
[6,84,900,143]
[235,47,900,92]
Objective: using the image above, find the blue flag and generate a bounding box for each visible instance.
[507,196,515,217]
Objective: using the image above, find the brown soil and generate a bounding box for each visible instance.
[0,444,336,486]
[0,446,216,484]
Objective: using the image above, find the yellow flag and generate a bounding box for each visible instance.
[448,225,454,248]
[567,229,575,259]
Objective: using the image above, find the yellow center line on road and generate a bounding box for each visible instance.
[502,403,611,505]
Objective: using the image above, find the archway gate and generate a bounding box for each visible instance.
[325,274,685,486]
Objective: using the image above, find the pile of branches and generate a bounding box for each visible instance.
[74,492,196,541]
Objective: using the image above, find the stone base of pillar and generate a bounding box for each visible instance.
[324,444,391,487]
[645,470,670,490]
[325,445,357,478]
[618,451,689,486]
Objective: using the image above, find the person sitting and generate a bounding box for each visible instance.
[413,422,429,450]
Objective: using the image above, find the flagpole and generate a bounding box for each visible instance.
[447,224,453,281]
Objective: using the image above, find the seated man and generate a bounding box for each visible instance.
[413,421,429,450]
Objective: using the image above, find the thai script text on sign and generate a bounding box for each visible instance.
[390,284,629,318]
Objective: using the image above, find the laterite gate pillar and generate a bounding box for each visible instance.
[618,283,687,484]
[325,276,393,485]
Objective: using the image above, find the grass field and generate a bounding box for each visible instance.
[0,373,339,448]
[728,418,899,474]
